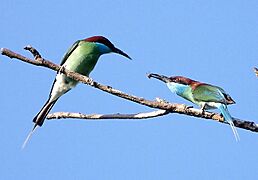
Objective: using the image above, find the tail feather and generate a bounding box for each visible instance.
[218,104,240,141]
[22,99,57,148]
[33,99,57,126]
[22,124,38,149]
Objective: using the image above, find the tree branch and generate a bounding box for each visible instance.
[47,110,170,120]
[1,47,258,133]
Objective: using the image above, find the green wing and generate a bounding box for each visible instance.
[60,40,80,66]
[48,40,80,98]
[192,84,226,103]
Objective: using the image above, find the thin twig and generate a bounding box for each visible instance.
[24,45,42,59]
[1,47,258,132]
[47,110,170,120]
[46,111,258,133]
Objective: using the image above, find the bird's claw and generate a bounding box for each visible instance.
[200,105,207,115]
[183,105,193,111]
[87,77,95,85]
[210,112,217,118]
[59,65,66,74]
[185,105,193,109]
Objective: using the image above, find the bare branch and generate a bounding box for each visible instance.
[47,110,170,120]
[1,47,258,133]
[46,111,258,133]
[1,47,60,71]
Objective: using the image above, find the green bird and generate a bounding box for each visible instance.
[148,73,239,141]
[23,36,131,147]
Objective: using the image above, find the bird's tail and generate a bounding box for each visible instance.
[22,124,38,149]
[22,99,57,149]
[33,99,57,126]
[218,104,240,141]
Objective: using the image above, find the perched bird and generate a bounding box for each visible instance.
[23,36,131,148]
[148,73,239,141]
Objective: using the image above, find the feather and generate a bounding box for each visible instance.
[217,104,240,141]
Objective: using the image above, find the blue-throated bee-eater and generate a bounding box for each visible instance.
[23,36,131,147]
[148,73,239,141]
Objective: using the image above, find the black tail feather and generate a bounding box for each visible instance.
[33,99,58,127]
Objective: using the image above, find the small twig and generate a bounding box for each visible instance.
[1,47,60,71]
[47,110,170,120]
[1,47,258,133]
[24,45,42,59]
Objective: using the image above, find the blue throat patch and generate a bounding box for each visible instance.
[166,82,188,95]
[96,42,112,54]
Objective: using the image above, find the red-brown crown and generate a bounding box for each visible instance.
[84,36,115,50]
[169,76,208,89]
[148,74,198,85]
[84,36,131,59]
[169,76,196,85]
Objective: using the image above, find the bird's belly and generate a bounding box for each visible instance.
[49,73,78,102]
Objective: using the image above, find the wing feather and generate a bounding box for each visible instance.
[192,84,226,104]
[60,40,80,66]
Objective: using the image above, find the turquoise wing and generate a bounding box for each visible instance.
[192,84,226,103]
[60,40,80,66]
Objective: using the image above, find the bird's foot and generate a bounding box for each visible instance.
[59,65,66,74]
[185,105,193,109]
[200,104,207,115]
[183,105,193,112]
[87,77,95,85]
[210,112,217,118]
[219,113,224,118]
[200,107,206,115]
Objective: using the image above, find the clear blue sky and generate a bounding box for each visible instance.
[1,0,258,179]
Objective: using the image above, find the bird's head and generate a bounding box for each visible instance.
[84,36,131,60]
[148,73,195,93]
[167,76,194,86]
[148,73,194,85]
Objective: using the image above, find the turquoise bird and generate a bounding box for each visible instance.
[23,36,131,147]
[148,73,239,141]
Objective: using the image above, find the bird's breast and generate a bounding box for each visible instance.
[167,82,197,104]
[49,73,78,102]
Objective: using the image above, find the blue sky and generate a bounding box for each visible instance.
[1,0,258,179]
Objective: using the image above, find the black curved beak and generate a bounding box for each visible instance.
[147,73,171,83]
[113,47,132,60]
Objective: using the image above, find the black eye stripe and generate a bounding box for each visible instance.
[171,77,189,85]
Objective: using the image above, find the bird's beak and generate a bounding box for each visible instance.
[113,47,132,60]
[147,73,170,83]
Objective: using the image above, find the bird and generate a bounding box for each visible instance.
[22,36,131,148]
[148,73,240,141]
